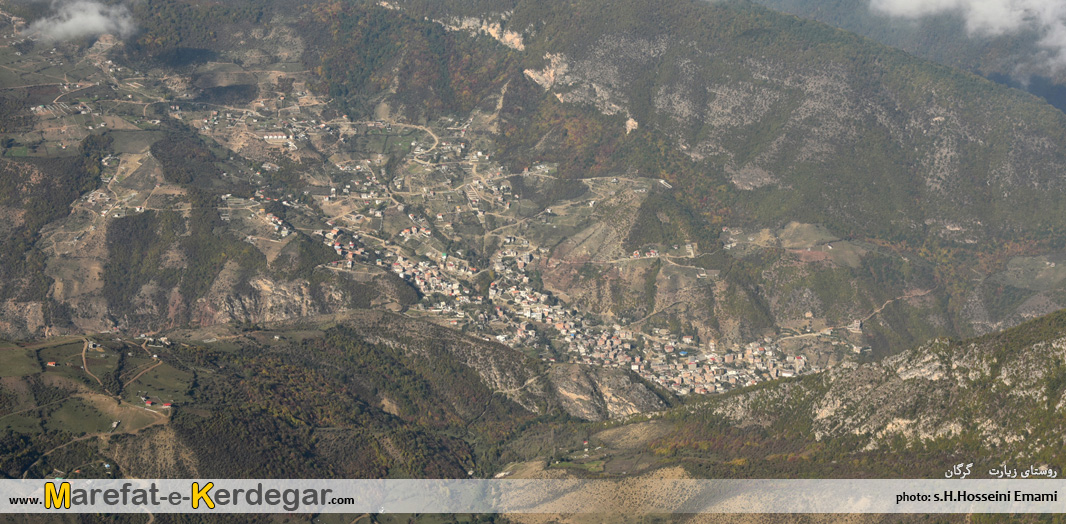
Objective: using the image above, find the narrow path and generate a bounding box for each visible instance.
[21,412,167,479]
[22,433,101,478]
[0,397,68,421]
[53,82,97,104]
[123,361,162,388]
[81,338,103,389]
[773,286,939,344]
[861,286,938,322]
[496,375,543,396]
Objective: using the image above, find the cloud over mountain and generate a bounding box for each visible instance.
[24,1,136,42]
[871,0,1066,74]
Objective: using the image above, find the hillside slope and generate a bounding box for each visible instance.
[4,0,1066,362]
[475,309,1066,482]
[361,0,1066,349]
[632,309,1066,478]
[751,0,1066,112]
[0,313,665,481]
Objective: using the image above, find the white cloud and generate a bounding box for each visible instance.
[24,1,136,42]
[870,0,1066,73]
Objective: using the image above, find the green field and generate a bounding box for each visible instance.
[109,130,164,154]
[550,459,606,474]
[44,397,112,435]
[82,351,119,376]
[36,342,84,368]
[0,413,43,434]
[122,362,193,404]
[0,347,39,377]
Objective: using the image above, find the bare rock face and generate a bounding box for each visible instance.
[442,16,525,51]
[0,300,46,338]
[549,364,665,421]
[196,269,330,326]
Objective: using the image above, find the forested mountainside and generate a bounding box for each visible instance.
[467,309,1066,483]
[651,308,1066,478]
[6,280,1066,522]
[308,0,1066,354]
[6,4,1066,520]
[2,0,1066,396]
[126,0,1066,354]
[0,313,666,482]
[749,0,1066,113]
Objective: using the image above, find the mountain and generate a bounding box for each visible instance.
[11,1,1066,522]
[6,284,1066,500]
[0,313,665,483]
[484,308,1066,482]
[311,0,1066,352]
[749,0,1066,113]
[2,0,1066,426]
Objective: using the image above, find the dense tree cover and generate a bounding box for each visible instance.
[752,0,1066,106]
[0,373,107,479]
[105,0,1066,347]
[649,408,976,479]
[482,0,1066,239]
[0,431,37,478]
[103,193,265,323]
[271,233,337,281]
[101,124,266,322]
[300,3,517,120]
[150,131,224,188]
[638,308,1066,479]
[2,320,531,480]
[151,321,550,478]
[102,210,184,317]
[181,188,266,300]
[506,175,588,212]
[309,325,535,439]
[0,94,34,134]
[193,84,260,106]
[127,0,268,66]
[356,0,1066,344]
[624,191,720,253]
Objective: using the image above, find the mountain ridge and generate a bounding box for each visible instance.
[2,0,1066,412]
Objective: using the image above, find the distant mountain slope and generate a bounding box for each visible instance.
[361,0,1066,346]
[6,0,1066,357]
[750,0,1066,112]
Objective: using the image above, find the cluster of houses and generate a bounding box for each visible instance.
[262,212,293,238]
[630,248,660,259]
[638,342,812,395]
[174,101,829,399]
[388,254,480,299]
[388,236,822,395]
[308,176,823,398]
[556,323,815,395]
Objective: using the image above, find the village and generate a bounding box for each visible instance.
[0,23,845,400]
[163,89,832,396]
[284,170,824,396]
